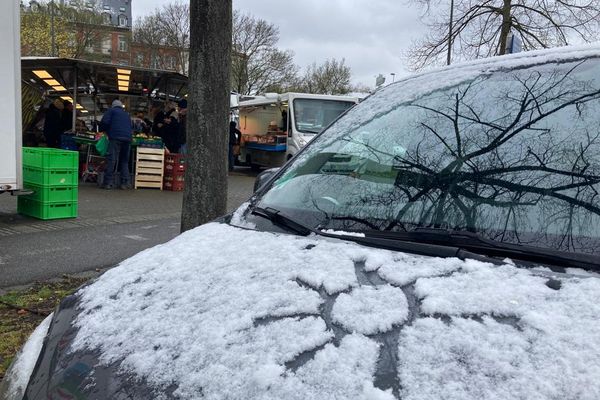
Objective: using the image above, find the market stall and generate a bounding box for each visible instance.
[20,58,188,189]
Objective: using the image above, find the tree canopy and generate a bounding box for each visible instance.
[299,58,353,95]
[409,0,600,69]
[230,10,298,95]
[132,1,190,74]
[21,1,105,59]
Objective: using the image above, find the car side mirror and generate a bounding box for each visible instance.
[253,168,280,193]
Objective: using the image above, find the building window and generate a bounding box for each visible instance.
[167,56,176,70]
[102,12,111,24]
[103,4,110,10]
[151,55,160,69]
[118,36,128,52]
[119,6,126,12]
[118,14,128,27]
[135,53,144,66]
[101,38,111,54]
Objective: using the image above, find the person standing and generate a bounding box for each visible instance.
[61,100,73,133]
[229,120,241,171]
[177,99,188,154]
[162,108,180,153]
[151,102,167,136]
[100,100,133,189]
[43,99,64,148]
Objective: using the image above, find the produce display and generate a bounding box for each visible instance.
[132,133,163,148]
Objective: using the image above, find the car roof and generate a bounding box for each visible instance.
[331,43,600,138]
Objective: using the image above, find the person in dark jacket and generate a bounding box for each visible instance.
[61,100,73,133]
[162,108,180,153]
[100,99,133,189]
[229,121,241,171]
[43,99,64,148]
[177,99,188,154]
[152,103,167,136]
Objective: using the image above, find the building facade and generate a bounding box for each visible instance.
[23,0,183,73]
[57,0,132,65]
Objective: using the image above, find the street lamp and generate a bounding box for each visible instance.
[390,72,396,83]
[50,0,56,57]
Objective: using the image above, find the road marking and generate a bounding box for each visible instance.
[22,246,72,257]
[0,212,181,237]
[124,234,149,241]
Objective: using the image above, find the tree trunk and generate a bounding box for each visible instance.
[181,0,232,232]
[498,0,512,55]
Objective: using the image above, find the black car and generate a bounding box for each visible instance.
[3,45,600,400]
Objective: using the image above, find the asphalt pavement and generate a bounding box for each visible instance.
[0,169,257,288]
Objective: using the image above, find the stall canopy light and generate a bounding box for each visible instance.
[52,85,66,91]
[33,70,52,79]
[44,79,60,86]
[118,87,129,92]
[60,96,73,102]
[117,68,131,75]
[80,110,88,113]
[76,104,84,109]
[117,74,130,82]
[118,80,129,86]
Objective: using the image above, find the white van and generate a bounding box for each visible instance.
[234,92,358,169]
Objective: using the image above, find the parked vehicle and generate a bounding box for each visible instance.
[234,92,359,169]
[0,1,23,194]
[4,45,600,400]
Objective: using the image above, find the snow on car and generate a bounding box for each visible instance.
[3,43,600,400]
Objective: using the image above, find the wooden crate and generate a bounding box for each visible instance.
[134,148,165,190]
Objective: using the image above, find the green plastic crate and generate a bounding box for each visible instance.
[23,147,79,170]
[23,166,78,186]
[17,198,77,220]
[22,182,78,203]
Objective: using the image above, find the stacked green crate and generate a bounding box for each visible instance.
[18,148,79,219]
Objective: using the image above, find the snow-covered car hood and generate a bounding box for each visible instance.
[23,222,600,399]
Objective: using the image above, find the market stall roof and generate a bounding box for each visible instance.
[21,57,188,115]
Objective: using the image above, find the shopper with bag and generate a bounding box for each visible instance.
[99,99,133,189]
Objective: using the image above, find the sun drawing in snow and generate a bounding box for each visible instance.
[69,223,600,400]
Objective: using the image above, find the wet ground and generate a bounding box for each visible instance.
[0,169,257,288]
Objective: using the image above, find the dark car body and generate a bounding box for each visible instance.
[3,45,600,400]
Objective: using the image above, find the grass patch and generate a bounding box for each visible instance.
[0,275,88,380]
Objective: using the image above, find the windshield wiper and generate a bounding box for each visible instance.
[251,206,314,236]
[250,208,504,264]
[361,227,600,272]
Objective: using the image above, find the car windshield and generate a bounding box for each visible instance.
[293,98,355,134]
[260,57,600,256]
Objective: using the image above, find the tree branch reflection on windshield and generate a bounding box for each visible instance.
[262,58,600,256]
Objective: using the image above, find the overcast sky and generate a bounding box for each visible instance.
[132,0,427,88]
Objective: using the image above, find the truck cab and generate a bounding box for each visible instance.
[235,93,358,169]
